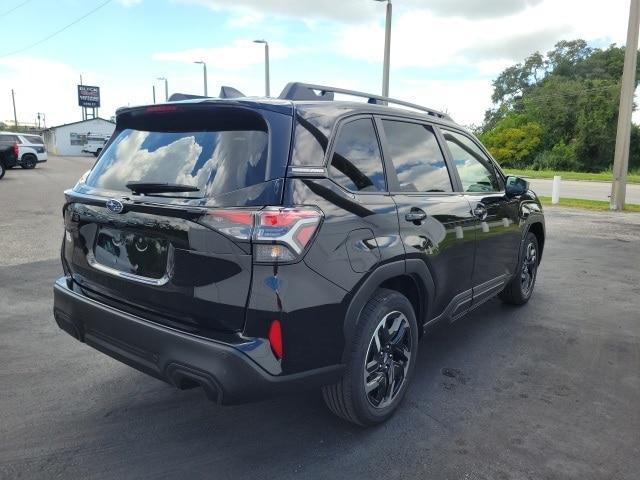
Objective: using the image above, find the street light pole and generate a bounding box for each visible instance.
[611,0,640,211]
[374,0,392,98]
[194,61,208,96]
[254,40,270,97]
[157,77,168,101]
[11,89,18,128]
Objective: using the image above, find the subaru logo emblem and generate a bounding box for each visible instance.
[106,199,124,214]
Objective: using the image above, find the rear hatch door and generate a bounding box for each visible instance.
[63,102,292,335]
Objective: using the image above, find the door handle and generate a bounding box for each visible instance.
[472,203,488,220]
[405,208,427,224]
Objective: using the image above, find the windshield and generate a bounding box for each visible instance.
[85,128,269,197]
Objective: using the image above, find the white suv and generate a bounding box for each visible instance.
[0,132,48,169]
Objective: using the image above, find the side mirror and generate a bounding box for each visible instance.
[505,175,529,197]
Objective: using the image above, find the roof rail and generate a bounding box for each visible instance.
[278,82,452,120]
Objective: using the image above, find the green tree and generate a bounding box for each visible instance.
[480,113,542,167]
[482,39,637,172]
[574,80,621,171]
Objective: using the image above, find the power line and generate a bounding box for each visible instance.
[0,0,33,17]
[0,0,113,58]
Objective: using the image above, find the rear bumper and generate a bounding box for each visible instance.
[53,277,343,404]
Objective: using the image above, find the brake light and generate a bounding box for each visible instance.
[268,320,283,359]
[13,143,19,157]
[200,207,323,262]
[202,209,254,240]
[145,105,179,113]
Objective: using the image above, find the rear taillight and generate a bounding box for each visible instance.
[13,143,19,157]
[200,207,323,263]
[268,320,283,359]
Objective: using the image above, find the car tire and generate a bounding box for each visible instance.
[499,231,539,305]
[0,162,5,179]
[20,154,37,169]
[93,148,102,157]
[322,288,418,426]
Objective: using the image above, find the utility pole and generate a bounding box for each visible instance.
[153,85,156,104]
[611,0,640,211]
[11,89,18,128]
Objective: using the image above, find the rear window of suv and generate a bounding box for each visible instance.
[85,108,271,198]
[23,135,44,145]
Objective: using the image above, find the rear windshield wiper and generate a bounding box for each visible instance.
[125,182,200,195]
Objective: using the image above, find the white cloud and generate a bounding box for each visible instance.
[180,0,543,22]
[396,78,495,127]
[0,0,633,128]
[336,0,629,70]
[0,56,156,127]
[153,40,293,70]
[332,0,631,123]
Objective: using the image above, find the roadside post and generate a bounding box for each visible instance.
[552,176,561,204]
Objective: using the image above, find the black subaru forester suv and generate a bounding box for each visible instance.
[53,83,544,426]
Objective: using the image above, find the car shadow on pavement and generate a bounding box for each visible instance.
[66,297,525,478]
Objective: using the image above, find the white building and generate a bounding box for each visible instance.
[43,118,115,156]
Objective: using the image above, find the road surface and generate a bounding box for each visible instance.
[528,178,640,204]
[1,156,639,479]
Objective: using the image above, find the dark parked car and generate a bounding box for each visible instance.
[53,83,545,425]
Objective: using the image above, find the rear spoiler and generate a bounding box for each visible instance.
[168,86,246,102]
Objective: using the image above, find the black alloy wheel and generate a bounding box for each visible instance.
[21,154,37,169]
[322,289,418,426]
[520,240,538,297]
[363,311,412,409]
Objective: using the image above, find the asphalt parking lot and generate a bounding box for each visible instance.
[1,156,639,480]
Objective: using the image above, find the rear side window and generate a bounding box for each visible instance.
[442,130,502,193]
[382,120,452,193]
[0,134,19,142]
[23,135,44,145]
[329,118,386,192]
[85,110,270,198]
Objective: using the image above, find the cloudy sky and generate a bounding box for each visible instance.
[0,0,633,128]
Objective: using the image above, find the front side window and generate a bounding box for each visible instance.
[329,118,386,192]
[382,120,452,193]
[442,130,501,193]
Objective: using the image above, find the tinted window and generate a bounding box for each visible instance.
[443,130,501,193]
[382,120,452,193]
[0,134,19,142]
[24,135,44,145]
[329,118,386,192]
[86,128,268,198]
[291,115,328,166]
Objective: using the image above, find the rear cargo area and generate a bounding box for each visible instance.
[62,102,293,335]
